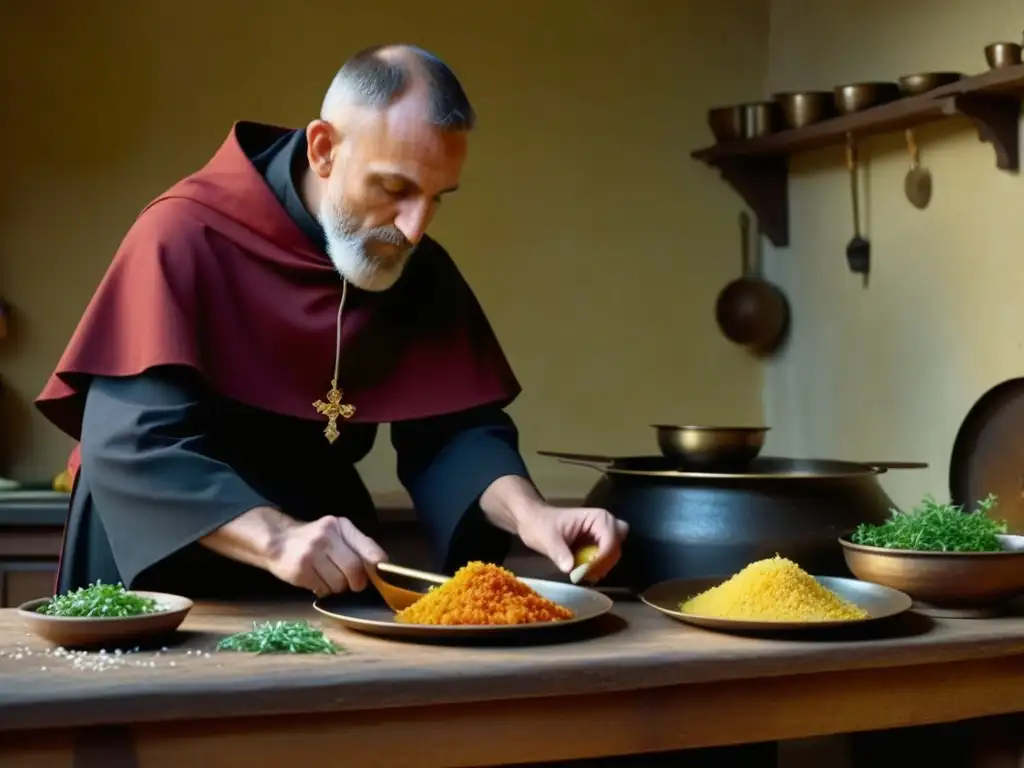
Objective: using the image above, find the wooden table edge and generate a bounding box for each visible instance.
[5,653,1024,767]
[4,638,1024,734]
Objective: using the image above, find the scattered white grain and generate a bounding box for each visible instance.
[1,642,222,672]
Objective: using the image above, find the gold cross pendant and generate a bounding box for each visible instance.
[312,379,356,444]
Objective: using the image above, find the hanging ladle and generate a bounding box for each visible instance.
[903,128,932,209]
[844,133,870,287]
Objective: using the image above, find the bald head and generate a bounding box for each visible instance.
[304,45,471,292]
[320,44,475,131]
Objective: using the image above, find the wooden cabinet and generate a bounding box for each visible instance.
[0,496,67,608]
[1,562,56,607]
[0,525,63,607]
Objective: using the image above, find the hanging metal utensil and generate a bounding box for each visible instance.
[714,211,789,354]
[903,128,932,210]
[844,133,871,286]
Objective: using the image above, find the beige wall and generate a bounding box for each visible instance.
[762,0,1024,521]
[0,1,769,499]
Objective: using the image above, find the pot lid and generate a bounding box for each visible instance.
[949,378,1024,529]
[540,451,925,480]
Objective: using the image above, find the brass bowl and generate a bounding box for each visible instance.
[707,105,744,142]
[839,534,1024,618]
[772,91,837,129]
[833,82,902,114]
[897,71,964,96]
[707,102,782,142]
[985,42,1022,69]
[651,425,769,468]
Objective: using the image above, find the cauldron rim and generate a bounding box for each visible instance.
[595,455,887,480]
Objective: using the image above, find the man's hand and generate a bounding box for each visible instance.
[514,503,629,581]
[479,475,629,582]
[268,516,388,596]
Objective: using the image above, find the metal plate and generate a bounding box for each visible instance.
[640,575,912,633]
[949,377,1024,531]
[313,578,614,641]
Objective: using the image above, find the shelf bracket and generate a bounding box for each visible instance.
[947,93,1022,171]
[712,156,790,247]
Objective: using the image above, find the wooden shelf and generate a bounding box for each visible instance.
[693,63,1024,247]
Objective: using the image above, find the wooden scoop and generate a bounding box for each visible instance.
[366,561,447,611]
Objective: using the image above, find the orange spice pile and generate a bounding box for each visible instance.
[394,562,575,626]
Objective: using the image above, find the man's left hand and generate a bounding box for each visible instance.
[514,503,629,582]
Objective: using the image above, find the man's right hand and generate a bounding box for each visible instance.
[268,516,387,596]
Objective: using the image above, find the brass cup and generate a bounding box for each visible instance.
[985,42,1022,69]
[707,105,744,142]
[897,71,964,96]
[772,91,837,129]
[707,101,782,143]
[739,101,782,138]
[833,82,902,115]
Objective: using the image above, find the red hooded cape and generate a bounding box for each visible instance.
[37,122,520,476]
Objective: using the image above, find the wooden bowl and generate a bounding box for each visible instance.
[772,91,837,128]
[897,71,964,96]
[839,534,1024,618]
[833,82,902,115]
[17,591,194,648]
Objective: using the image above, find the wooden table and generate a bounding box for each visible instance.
[3,598,1024,767]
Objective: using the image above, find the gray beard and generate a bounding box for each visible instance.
[316,198,414,292]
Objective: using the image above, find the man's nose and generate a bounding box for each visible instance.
[394,201,433,246]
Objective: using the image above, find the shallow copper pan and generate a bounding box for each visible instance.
[949,377,1024,532]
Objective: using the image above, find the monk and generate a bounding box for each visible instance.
[36,44,629,600]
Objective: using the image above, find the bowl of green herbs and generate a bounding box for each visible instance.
[17,581,193,647]
[838,494,1024,618]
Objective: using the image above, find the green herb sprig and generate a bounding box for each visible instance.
[37,581,159,618]
[850,494,1006,552]
[216,620,342,654]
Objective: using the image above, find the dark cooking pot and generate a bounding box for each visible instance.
[539,452,927,593]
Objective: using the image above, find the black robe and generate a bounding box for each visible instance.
[56,129,529,599]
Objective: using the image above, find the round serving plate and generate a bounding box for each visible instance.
[314,578,614,642]
[640,575,912,634]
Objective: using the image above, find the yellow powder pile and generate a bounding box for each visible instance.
[394,562,575,626]
[680,555,869,622]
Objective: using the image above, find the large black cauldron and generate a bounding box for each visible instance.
[545,454,925,592]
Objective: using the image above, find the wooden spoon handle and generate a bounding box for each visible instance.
[377,561,449,585]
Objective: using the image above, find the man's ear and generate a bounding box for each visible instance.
[305,119,336,179]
